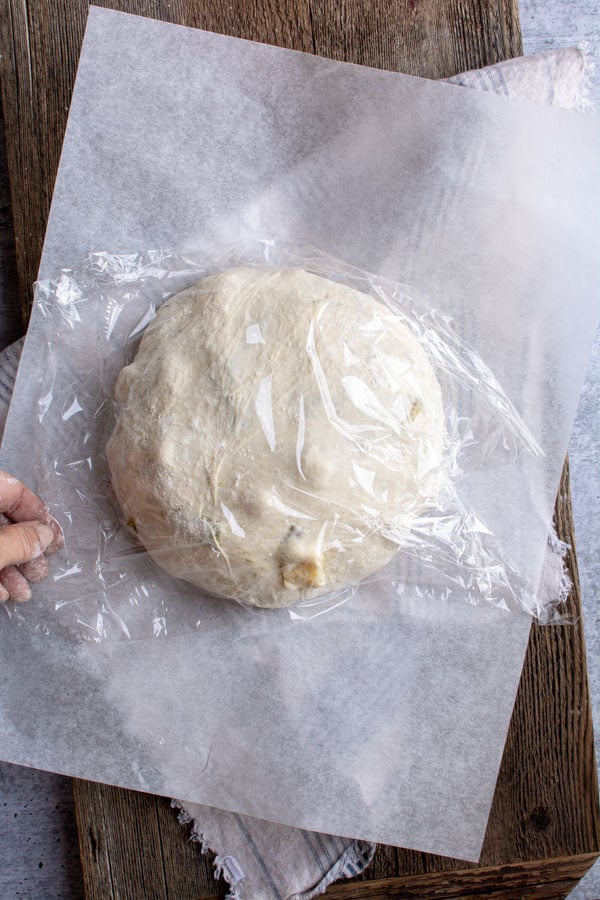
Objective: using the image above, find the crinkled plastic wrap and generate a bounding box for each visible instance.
[12,242,562,640]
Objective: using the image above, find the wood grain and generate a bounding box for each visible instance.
[0,108,22,348]
[73,783,221,898]
[310,0,523,76]
[323,852,600,898]
[1,1,599,898]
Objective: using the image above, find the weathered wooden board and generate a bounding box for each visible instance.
[1,1,598,897]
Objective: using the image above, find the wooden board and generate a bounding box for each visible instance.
[1,1,599,897]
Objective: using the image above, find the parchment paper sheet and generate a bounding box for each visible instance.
[0,7,599,860]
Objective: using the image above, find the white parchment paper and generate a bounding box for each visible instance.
[0,7,599,860]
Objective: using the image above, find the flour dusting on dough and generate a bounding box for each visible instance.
[106,268,445,608]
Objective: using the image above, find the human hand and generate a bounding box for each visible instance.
[0,471,63,602]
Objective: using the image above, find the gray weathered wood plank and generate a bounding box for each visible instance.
[310,0,522,76]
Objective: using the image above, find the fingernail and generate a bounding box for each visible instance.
[43,515,64,552]
[50,516,65,550]
[35,523,55,550]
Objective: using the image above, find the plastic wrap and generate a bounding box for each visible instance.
[7,242,566,640]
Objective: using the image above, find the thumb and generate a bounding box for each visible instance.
[0,521,55,570]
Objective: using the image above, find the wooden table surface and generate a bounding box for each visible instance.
[1,2,599,898]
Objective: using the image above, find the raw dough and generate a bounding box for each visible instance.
[106,267,445,608]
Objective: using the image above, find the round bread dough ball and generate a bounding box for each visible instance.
[106,267,445,608]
